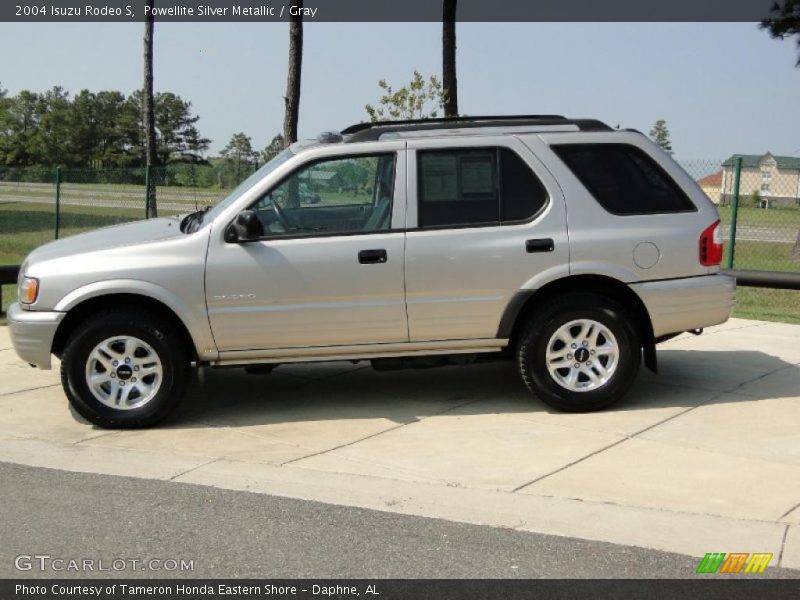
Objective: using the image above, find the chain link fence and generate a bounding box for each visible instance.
[0,164,253,263]
[681,157,800,323]
[0,163,257,317]
[2,157,800,323]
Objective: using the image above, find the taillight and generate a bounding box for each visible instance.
[699,220,723,266]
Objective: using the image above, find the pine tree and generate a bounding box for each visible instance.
[649,119,673,154]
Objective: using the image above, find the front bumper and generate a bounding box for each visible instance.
[630,274,736,338]
[7,302,65,370]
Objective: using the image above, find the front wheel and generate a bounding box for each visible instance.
[60,310,189,428]
[517,294,641,412]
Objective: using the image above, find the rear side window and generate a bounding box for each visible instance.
[417,147,548,228]
[553,144,696,215]
[500,148,548,222]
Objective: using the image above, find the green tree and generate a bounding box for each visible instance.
[0,82,14,164]
[119,91,146,165]
[94,91,129,167]
[0,83,7,116]
[221,132,257,181]
[365,71,445,122]
[154,92,209,165]
[122,91,209,166]
[761,1,800,65]
[66,90,99,167]
[2,90,40,166]
[261,134,284,163]
[649,119,673,154]
[70,90,145,168]
[66,90,136,168]
[32,86,71,167]
[0,86,210,168]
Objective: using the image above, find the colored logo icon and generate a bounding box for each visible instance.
[696,552,773,574]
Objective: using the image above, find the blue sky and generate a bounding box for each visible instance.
[1,22,799,159]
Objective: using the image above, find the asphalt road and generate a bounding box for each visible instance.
[1,462,798,580]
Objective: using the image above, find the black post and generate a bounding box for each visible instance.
[55,166,62,239]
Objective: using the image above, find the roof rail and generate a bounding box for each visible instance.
[341,115,611,143]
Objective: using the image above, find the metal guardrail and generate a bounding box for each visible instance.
[0,265,19,286]
[721,269,800,291]
[0,265,19,316]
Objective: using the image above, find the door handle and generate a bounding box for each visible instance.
[526,238,555,253]
[358,249,388,264]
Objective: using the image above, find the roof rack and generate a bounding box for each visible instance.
[341,115,611,143]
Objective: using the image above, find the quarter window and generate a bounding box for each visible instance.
[417,148,548,228]
[250,154,395,237]
[552,143,696,215]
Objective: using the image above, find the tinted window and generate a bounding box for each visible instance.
[500,148,548,222]
[417,148,548,228]
[250,154,395,237]
[553,144,696,215]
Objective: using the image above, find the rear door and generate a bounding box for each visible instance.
[404,136,569,342]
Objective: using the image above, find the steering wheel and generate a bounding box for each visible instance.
[271,200,295,231]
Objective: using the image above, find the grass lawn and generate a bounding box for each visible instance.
[733,287,800,324]
[726,239,800,324]
[718,204,800,229]
[1,287,9,326]
[0,180,229,201]
[0,202,142,324]
[724,240,800,272]
[0,201,182,266]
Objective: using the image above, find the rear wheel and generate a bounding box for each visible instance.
[60,310,189,428]
[517,294,640,412]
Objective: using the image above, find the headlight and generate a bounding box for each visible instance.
[19,276,39,305]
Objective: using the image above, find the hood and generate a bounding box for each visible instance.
[25,217,185,264]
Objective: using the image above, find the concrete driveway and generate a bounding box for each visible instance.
[1,318,799,570]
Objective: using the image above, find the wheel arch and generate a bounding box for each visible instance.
[499,274,657,372]
[52,293,199,362]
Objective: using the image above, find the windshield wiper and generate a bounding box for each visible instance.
[180,206,211,234]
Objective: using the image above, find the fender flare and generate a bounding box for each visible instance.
[54,279,217,361]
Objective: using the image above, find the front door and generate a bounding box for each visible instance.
[205,148,408,352]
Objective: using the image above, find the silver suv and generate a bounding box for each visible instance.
[8,116,735,428]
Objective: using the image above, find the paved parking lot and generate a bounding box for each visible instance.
[1,318,799,570]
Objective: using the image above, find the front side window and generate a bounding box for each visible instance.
[200,148,294,226]
[251,154,395,237]
[417,147,548,228]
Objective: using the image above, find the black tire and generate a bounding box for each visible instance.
[60,309,189,428]
[517,293,640,412]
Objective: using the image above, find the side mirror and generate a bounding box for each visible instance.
[225,210,263,243]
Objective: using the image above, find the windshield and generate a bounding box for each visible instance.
[199,148,294,224]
